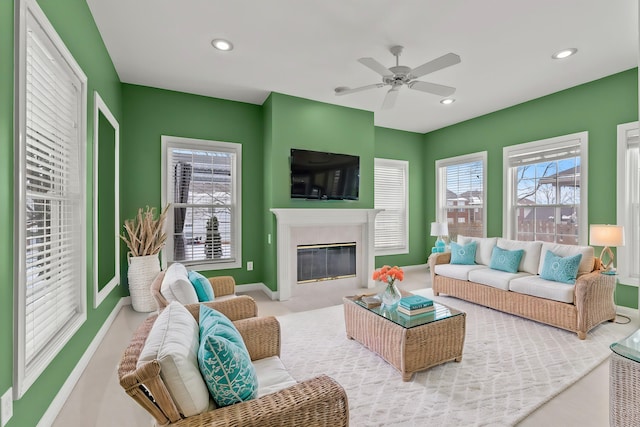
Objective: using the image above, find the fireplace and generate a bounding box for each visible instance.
[271,209,381,300]
[297,242,356,283]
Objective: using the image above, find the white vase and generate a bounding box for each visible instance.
[128,254,161,312]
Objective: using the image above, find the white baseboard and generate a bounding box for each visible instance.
[401,263,428,271]
[235,282,279,300]
[37,297,129,427]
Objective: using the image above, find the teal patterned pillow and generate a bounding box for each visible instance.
[188,270,215,302]
[198,305,257,407]
[540,251,583,284]
[198,333,258,407]
[450,241,477,265]
[489,246,524,273]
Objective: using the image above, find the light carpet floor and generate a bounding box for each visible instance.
[277,289,636,427]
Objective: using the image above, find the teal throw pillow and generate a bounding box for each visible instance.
[198,333,258,407]
[450,241,477,265]
[489,246,524,273]
[198,304,257,407]
[199,305,246,352]
[540,251,583,285]
[188,270,215,302]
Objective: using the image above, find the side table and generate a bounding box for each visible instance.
[610,328,640,426]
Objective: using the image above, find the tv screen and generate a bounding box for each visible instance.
[290,149,360,200]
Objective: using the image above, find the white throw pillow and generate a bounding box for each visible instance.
[161,262,198,305]
[537,243,594,276]
[496,239,543,274]
[137,301,209,417]
[457,235,497,266]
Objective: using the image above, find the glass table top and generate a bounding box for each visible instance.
[346,295,463,329]
[611,328,640,363]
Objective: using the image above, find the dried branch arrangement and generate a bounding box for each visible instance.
[120,204,170,257]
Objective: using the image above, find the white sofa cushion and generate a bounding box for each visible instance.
[434,263,487,281]
[253,356,298,398]
[468,268,531,291]
[138,301,209,417]
[161,262,198,305]
[537,243,594,276]
[457,235,498,266]
[508,275,575,303]
[496,239,543,274]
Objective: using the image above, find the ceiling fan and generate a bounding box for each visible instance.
[335,45,461,109]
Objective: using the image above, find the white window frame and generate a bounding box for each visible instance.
[435,152,487,238]
[374,158,409,255]
[14,0,88,398]
[617,122,639,287]
[161,136,242,270]
[503,131,588,244]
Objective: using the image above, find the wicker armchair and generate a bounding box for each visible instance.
[118,301,350,426]
[150,270,239,312]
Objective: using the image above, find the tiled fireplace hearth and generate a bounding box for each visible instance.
[271,209,381,300]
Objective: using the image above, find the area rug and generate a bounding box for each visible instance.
[277,289,636,427]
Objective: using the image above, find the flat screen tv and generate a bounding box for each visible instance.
[290,149,360,200]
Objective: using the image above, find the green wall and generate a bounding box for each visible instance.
[424,68,638,308]
[374,127,428,267]
[120,84,265,284]
[0,0,123,425]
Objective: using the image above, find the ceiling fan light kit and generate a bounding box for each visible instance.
[335,45,461,109]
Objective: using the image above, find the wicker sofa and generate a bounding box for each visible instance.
[118,298,349,426]
[429,236,616,340]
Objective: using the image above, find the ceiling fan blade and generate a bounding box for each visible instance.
[408,81,456,97]
[335,83,385,96]
[410,52,461,78]
[381,86,400,109]
[358,57,393,77]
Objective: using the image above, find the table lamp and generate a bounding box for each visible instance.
[430,222,449,253]
[589,224,625,273]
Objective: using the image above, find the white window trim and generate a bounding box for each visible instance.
[374,158,409,256]
[435,151,487,237]
[161,135,242,270]
[617,121,639,287]
[502,131,588,244]
[14,0,88,398]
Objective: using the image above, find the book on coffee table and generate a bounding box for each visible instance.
[398,295,433,310]
[397,304,435,316]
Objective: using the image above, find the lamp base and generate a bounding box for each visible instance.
[599,246,615,272]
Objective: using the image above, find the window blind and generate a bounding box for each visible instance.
[163,137,239,268]
[374,159,408,251]
[16,0,87,398]
[506,138,581,167]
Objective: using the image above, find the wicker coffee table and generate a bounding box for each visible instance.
[343,295,466,381]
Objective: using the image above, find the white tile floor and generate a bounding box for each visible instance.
[51,267,636,426]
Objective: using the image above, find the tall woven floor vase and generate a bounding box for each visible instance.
[128,254,161,312]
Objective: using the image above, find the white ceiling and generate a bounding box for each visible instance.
[87,0,638,134]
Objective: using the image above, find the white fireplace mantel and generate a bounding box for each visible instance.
[271,208,382,300]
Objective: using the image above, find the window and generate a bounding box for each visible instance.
[503,132,588,245]
[617,122,639,286]
[435,152,486,240]
[374,158,408,255]
[14,0,88,398]
[161,136,242,270]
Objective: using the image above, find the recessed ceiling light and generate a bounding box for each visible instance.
[440,98,455,105]
[211,38,233,51]
[552,48,577,59]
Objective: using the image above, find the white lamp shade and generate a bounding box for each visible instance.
[589,224,625,247]
[430,222,449,237]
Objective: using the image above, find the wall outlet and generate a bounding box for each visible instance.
[267,233,271,244]
[247,261,253,271]
[1,388,12,427]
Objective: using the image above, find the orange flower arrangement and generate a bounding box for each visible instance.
[372,265,404,285]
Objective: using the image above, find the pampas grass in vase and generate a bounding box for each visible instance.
[121,204,170,312]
